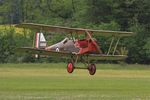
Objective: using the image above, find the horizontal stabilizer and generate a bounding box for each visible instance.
[16,47,71,57]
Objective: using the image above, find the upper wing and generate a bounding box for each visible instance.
[15,23,134,37]
[16,47,71,57]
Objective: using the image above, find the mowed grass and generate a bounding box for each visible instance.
[0,63,150,100]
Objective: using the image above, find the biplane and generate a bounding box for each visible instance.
[15,23,134,75]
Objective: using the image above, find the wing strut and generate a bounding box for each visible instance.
[106,37,121,55]
[113,37,120,55]
[107,37,114,55]
[85,30,102,54]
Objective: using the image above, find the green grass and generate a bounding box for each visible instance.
[0,63,150,100]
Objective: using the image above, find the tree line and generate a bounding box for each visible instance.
[0,0,150,64]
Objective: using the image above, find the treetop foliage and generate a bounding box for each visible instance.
[0,0,150,63]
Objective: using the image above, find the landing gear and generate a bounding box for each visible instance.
[67,55,96,75]
[67,62,96,75]
[67,62,74,73]
[88,64,96,75]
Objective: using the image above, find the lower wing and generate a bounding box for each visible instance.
[16,47,127,61]
[88,54,127,61]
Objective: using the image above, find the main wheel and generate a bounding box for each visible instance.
[67,62,74,73]
[88,64,96,75]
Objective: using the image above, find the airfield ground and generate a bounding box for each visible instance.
[0,63,150,100]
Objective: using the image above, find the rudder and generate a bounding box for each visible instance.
[35,33,47,49]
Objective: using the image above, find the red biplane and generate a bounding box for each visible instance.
[16,23,134,75]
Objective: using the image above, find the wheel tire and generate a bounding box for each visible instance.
[88,64,96,75]
[67,62,74,73]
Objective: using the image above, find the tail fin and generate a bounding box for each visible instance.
[35,33,47,49]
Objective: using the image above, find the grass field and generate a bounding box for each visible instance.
[0,63,150,100]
